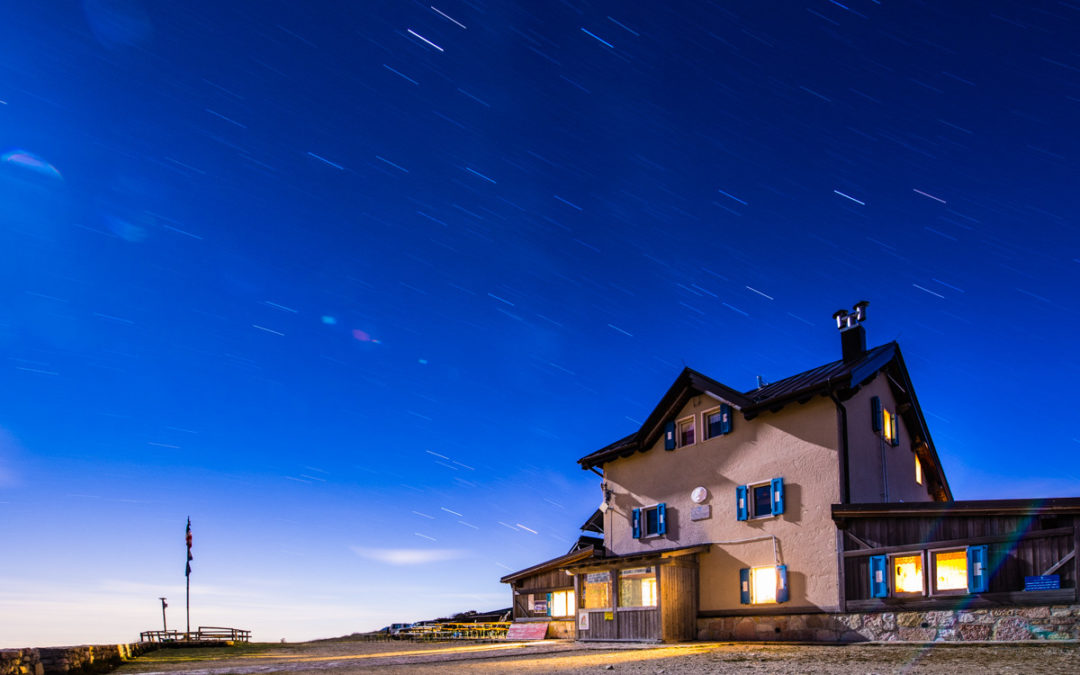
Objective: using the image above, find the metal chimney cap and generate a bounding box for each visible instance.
[834,301,870,330]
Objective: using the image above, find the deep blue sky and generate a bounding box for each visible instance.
[2,0,1078,646]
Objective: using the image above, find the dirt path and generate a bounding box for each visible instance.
[117,640,1080,674]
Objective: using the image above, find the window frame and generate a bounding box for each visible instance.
[928,547,969,596]
[889,550,927,597]
[637,503,666,538]
[549,589,576,617]
[581,571,612,611]
[748,481,773,519]
[740,564,789,605]
[617,566,658,610]
[676,415,696,447]
[702,404,732,440]
[872,396,900,446]
[737,478,784,521]
[870,545,989,598]
[749,565,778,604]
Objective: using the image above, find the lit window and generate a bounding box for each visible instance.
[915,455,923,485]
[618,567,657,607]
[872,396,899,446]
[933,550,967,592]
[582,572,611,609]
[893,553,924,594]
[677,416,695,447]
[750,566,777,604]
[550,590,576,617]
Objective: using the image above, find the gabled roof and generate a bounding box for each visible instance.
[576,342,951,500]
[744,343,896,413]
[580,509,604,534]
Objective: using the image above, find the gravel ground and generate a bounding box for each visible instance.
[116,639,1080,675]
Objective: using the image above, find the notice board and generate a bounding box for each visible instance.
[506,621,549,640]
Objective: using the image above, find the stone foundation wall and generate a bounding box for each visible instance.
[0,644,153,675]
[0,650,43,675]
[698,605,1080,642]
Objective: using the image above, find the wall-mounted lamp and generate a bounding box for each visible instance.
[598,482,613,512]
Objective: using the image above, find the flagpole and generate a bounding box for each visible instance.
[185,517,193,639]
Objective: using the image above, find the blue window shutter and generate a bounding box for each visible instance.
[720,403,733,435]
[546,592,552,617]
[968,545,989,593]
[632,508,641,539]
[770,477,785,516]
[871,397,882,432]
[739,568,751,604]
[658,503,667,535]
[890,415,899,446]
[776,565,789,603]
[736,485,748,521]
[664,421,676,450]
[870,555,888,598]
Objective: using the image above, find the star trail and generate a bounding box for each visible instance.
[1,0,1078,647]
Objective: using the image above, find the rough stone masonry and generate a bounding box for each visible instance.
[697,605,1080,642]
[0,644,153,675]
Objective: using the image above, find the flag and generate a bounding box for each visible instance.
[185,517,193,576]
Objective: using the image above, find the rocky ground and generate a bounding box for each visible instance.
[115,639,1080,674]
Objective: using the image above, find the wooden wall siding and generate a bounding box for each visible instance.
[512,593,531,619]
[841,514,1077,604]
[842,514,1070,550]
[660,565,698,642]
[579,611,618,640]
[516,569,573,591]
[617,609,661,641]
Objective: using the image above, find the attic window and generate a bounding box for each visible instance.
[677,416,695,447]
[915,455,923,485]
[883,408,897,444]
[703,404,733,439]
[871,396,899,446]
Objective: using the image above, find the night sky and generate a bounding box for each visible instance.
[2,0,1079,646]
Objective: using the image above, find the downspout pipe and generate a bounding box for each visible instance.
[827,383,851,504]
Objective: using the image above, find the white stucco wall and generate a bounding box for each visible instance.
[845,374,933,503]
[602,394,843,612]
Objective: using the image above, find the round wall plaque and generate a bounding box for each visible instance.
[690,486,708,504]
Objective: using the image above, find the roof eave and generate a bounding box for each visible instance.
[499,546,598,584]
[833,497,1080,519]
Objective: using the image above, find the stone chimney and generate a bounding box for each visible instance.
[833,301,869,362]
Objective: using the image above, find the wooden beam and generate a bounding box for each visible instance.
[836,528,847,612]
[846,588,1074,612]
[842,526,1074,559]
[844,530,875,550]
[1041,549,1075,576]
[1071,516,1080,604]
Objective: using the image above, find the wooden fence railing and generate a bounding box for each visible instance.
[396,622,510,641]
[139,627,251,643]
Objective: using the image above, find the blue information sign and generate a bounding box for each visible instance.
[1024,575,1060,591]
